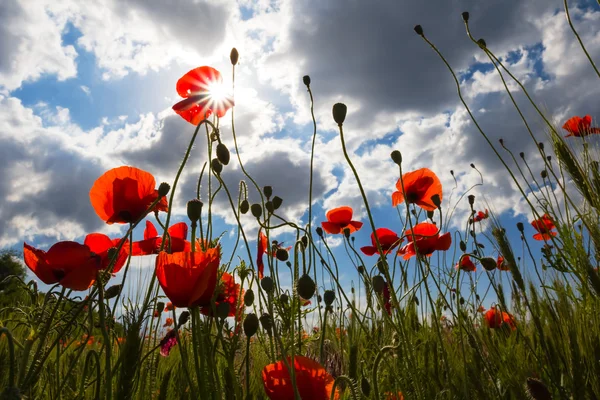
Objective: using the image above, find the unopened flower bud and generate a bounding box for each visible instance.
[332,103,347,125]
[104,284,122,299]
[303,75,311,87]
[462,11,469,22]
[251,203,262,218]
[156,302,165,313]
[211,158,223,175]
[427,210,434,220]
[541,170,547,179]
[240,200,249,214]
[263,186,273,199]
[158,182,170,197]
[216,302,230,319]
[460,240,467,252]
[275,248,289,262]
[477,38,486,48]
[480,257,497,271]
[272,196,283,210]
[431,194,442,208]
[178,311,190,325]
[244,313,259,337]
[499,138,504,146]
[265,201,274,213]
[280,293,289,304]
[357,265,365,274]
[260,313,273,334]
[516,222,524,232]
[301,235,308,248]
[414,25,424,35]
[372,275,385,294]
[391,150,402,165]
[107,247,118,260]
[324,290,335,306]
[316,227,324,237]
[244,289,254,307]
[317,295,322,303]
[187,199,203,222]
[230,48,239,65]
[519,152,525,159]
[261,276,274,293]
[468,195,475,205]
[296,274,316,300]
[216,143,230,165]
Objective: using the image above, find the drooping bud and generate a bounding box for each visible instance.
[178,311,190,325]
[230,48,239,66]
[414,25,424,35]
[332,103,347,125]
[301,235,308,248]
[216,143,230,165]
[187,199,203,222]
[251,204,262,218]
[244,289,254,307]
[104,284,122,299]
[390,150,402,165]
[296,274,316,300]
[211,158,223,175]
[261,276,274,293]
[272,196,283,210]
[324,290,335,306]
[460,240,467,252]
[480,257,497,271]
[260,313,273,334]
[244,313,259,337]
[372,275,385,294]
[357,265,365,274]
[462,11,469,22]
[303,75,311,87]
[263,186,273,199]
[470,163,476,169]
[240,200,249,214]
[158,182,170,197]
[275,248,289,262]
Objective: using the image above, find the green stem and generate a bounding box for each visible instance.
[0,327,16,387]
[563,0,600,79]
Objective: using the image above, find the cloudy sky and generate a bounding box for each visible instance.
[2,0,600,299]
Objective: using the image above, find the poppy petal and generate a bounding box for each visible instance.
[144,221,158,240]
[176,66,222,99]
[321,222,341,235]
[326,206,353,225]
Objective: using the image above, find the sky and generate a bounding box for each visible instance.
[1,0,600,308]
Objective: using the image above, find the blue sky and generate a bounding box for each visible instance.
[1,0,599,313]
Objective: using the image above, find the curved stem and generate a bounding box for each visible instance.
[563,0,600,79]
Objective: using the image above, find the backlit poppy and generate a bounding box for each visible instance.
[456,255,476,272]
[392,168,442,211]
[90,166,168,225]
[562,115,600,137]
[321,206,363,235]
[360,228,401,256]
[398,222,452,260]
[496,255,510,271]
[23,241,99,291]
[471,209,489,223]
[165,302,175,312]
[83,233,129,274]
[200,272,242,318]
[257,229,269,279]
[531,213,557,241]
[484,306,516,330]
[172,66,234,125]
[132,221,190,255]
[155,247,220,308]
[159,329,178,357]
[385,392,405,400]
[262,355,339,400]
[163,317,174,327]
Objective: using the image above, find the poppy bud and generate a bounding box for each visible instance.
[361,377,371,397]
[296,274,316,300]
[303,75,311,87]
[480,257,497,271]
[357,265,365,274]
[104,284,122,299]
[265,201,274,213]
[332,103,347,125]
[230,48,239,66]
[468,195,475,205]
[499,138,504,146]
[275,248,289,262]
[107,247,118,261]
[427,210,434,220]
[477,38,486,48]
[460,240,467,252]
[316,227,324,237]
[541,170,547,179]
[260,313,273,334]
[372,275,385,294]
[462,11,469,22]
[538,142,544,151]
[547,155,551,162]
[280,293,289,304]
[178,311,190,325]
[477,243,485,249]
[519,152,525,159]
[244,313,259,337]
[272,196,283,210]
[251,203,262,218]
[301,235,308,248]
[343,228,350,239]
[324,290,335,306]
[390,150,402,165]
[459,297,465,305]
[240,200,249,214]
[216,143,230,165]
[156,302,165,313]
[211,158,223,175]
[470,163,476,169]
[244,289,254,307]
[187,199,203,222]
[261,277,274,293]
[216,302,230,319]
[431,194,442,208]
[158,182,170,197]
[414,25,424,35]
[263,186,273,199]
[516,222,524,232]
[450,170,455,176]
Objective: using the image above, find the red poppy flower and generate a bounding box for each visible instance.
[398,222,452,260]
[496,255,510,271]
[392,168,442,211]
[90,166,168,225]
[262,355,339,400]
[200,272,242,318]
[163,317,174,327]
[159,329,178,357]
[83,233,129,274]
[360,228,401,256]
[172,66,234,125]
[562,115,600,137]
[484,306,516,330]
[531,213,557,241]
[257,229,269,279]
[153,310,160,318]
[132,221,190,256]
[23,241,99,291]
[155,248,220,308]
[164,302,175,312]
[301,299,312,307]
[321,206,363,235]
[471,209,489,223]
[456,255,476,272]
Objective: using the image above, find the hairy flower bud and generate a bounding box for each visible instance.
[460,240,467,252]
[187,199,203,222]
[468,194,475,205]
[158,182,170,197]
[372,275,385,294]
[263,186,273,199]
[240,199,249,214]
[211,158,223,175]
[251,203,262,218]
[280,293,289,304]
[260,313,273,334]
[303,75,311,87]
[296,274,316,300]
[332,103,347,125]
[316,227,324,237]
[104,284,122,299]
[272,196,283,210]
[477,38,486,48]
[265,201,274,213]
[462,11,469,22]
[390,150,402,165]
[216,143,230,165]
[244,289,254,307]
[216,302,230,319]
[244,313,259,337]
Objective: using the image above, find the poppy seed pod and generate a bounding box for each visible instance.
[240,199,249,214]
[296,274,316,300]
[230,48,239,66]
[187,199,203,222]
[414,25,424,35]
[251,203,262,218]
[104,284,122,299]
[280,293,289,304]
[303,75,311,86]
[216,302,230,319]
[261,276,274,293]
[211,158,223,175]
[216,143,230,165]
[316,227,324,237]
[468,195,475,205]
[272,196,283,210]
[516,222,524,232]
[541,170,548,179]
[259,313,273,333]
[275,248,289,262]
[244,313,259,337]
[427,210,435,220]
[462,11,469,22]
[390,150,402,165]
[477,38,486,48]
[324,290,335,306]
[372,275,385,294]
[244,289,254,307]
[178,311,190,325]
[158,182,170,197]
[431,194,442,208]
[480,257,497,271]
[156,302,165,313]
[332,103,347,125]
[265,201,274,213]
[263,186,273,199]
